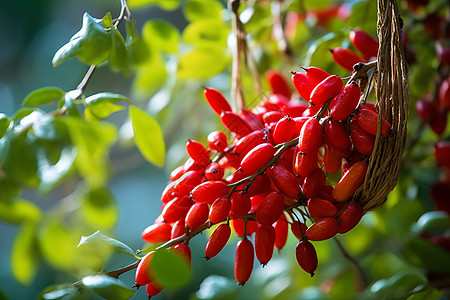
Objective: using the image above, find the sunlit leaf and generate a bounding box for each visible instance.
[39,283,82,300]
[129,106,165,167]
[80,187,118,230]
[22,87,65,107]
[12,107,37,121]
[182,20,229,48]
[38,147,76,194]
[78,230,135,257]
[11,222,38,285]
[81,275,135,300]
[64,118,117,187]
[370,270,427,299]
[132,57,167,100]
[183,0,224,22]
[38,219,77,269]
[142,20,179,54]
[85,103,125,121]
[0,198,41,224]
[109,28,130,75]
[150,249,191,289]
[52,12,112,66]
[195,275,239,300]
[127,0,182,10]
[177,47,230,80]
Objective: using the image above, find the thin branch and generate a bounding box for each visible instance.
[105,259,141,278]
[334,237,368,288]
[76,64,97,93]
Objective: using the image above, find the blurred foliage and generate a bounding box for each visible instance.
[0,0,449,299]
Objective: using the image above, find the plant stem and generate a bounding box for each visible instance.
[105,259,141,278]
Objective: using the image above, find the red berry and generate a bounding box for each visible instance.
[190,180,228,204]
[266,70,292,98]
[135,251,155,286]
[305,217,339,241]
[142,222,172,244]
[221,111,253,138]
[205,163,225,181]
[239,143,275,174]
[186,139,210,166]
[234,130,267,157]
[255,225,276,266]
[350,121,375,155]
[329,82,361,121]
[349,29,379,60]
[146,281,164,297]
[185,203,209,229]
[207,131,228,152]
[209,196,231,224]
[232,219,258,237]
[292,72,315,102]
[230,192,252,219]
[322,143,344,174]
[356,108,391,136]
[303,66,331,85]
[204,87,232,115]
[162,196,194,223]
[273,115,296,144]
[205,224,231,260]
[171,219,187,239]
[295,240,318,276]
[307,198,339,219]
[298,118,324,153]
[274,213,289,250]
[309,75,343,106]
[332,161,368,202]
[324,119,351,153]
[415,99,434,123]
[337,201,364,234]
[234,239,254,285]
[172,244,192,268]
[302,168,326,199]
[174,171,205,196]
[256,191,285,225]
[330,47,363,72]
[270,164,302,199]
[291,220,307,240]
[170,165,185,181]
[439,78,450,110]
[434,141,450,169]
[294,147,319,178]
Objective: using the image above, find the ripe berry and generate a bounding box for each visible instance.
[274,213,289,250]
[324,119,351,153]
[234,239,254,286]
[322,143,344,174]
[337,201,364,234]
[294,147,319,178]
[356,108,391,136]
[303,66,330,85]
[332,161,368,202]
[135,251,155,286]
[292,72,315,102]
[207,131,228,152]
[162,196,193,223]
[256,191,285,225]
[309,75,343,106]
[291,220,307,240]
[205,163,225,181]
[172,244,192,267]
[302,168,326,199]
[307,198,339,219]
[185,203,209,229]
[330,47,363,72]
[170,165,185,181]
[171,219,187,239]
[273,115,296,144]
[220,111,253,138]
[232,219,258,236]
[270,164,302,199]
[234,130,266,157]
[230,192,252,219]
[349,29,379,60]
[434,141,450,169]
[350,121,375,155]
[190,180,228,204]
[209,196,231,224]
[204,87,232,115]
[205,224,231,260]
[415,99,434,123]
[239,143,275,174]
[142,222,172,244]
[298,118,324,153]
[146,281,164,297]
[295,240,318,276]
[186,139,210,166]
[174,171,205,196]
[329,82,361,121]
[305,217,339,241]
[255,225,276,266]
[266,70,292,99]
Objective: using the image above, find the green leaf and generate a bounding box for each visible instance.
[80,187,118,230]
[348,0,378,34]
[132,57,167,100]
[408,287,444,300]
[12,107,37,121]
[0,198,42,224]
[401,236,450,274]
[195,275,239,300]
[81,275,135,300]
[177,47,230,80]
[370,270,427,299]
[40,283,82,300]
[127,0,182,10]
[0,113,11,139]
[126,20,151,66]
[109,28,130,75]
[0,178,21,198]
[142,20,179,54]
[85,92,130,105]
[150,249,191,289]
[22,87,65,107]
[85,102,125,121]
[52,12,112,66]
[182,20,229,48]
[129,106,165,167]
[411,211,450,234]
[38,219,77,269]
[64,118,117,187]
[78,230,135,257]
[183,0,224,22]
[11,222,38,285]
[38,147,76,193]
[0,130,40,187]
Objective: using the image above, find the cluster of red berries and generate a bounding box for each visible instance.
[134,29,388,297]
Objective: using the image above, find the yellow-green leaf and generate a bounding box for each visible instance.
[11,222,38,285]
[129,106,165,167]
[22,87,65,107]
[80,187,118,230]
[177,47,230,80]
[0,198,42,224]
[142,20,179,54]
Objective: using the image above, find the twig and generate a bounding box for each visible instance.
[334,237,368,288]
[105,259,141,278]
